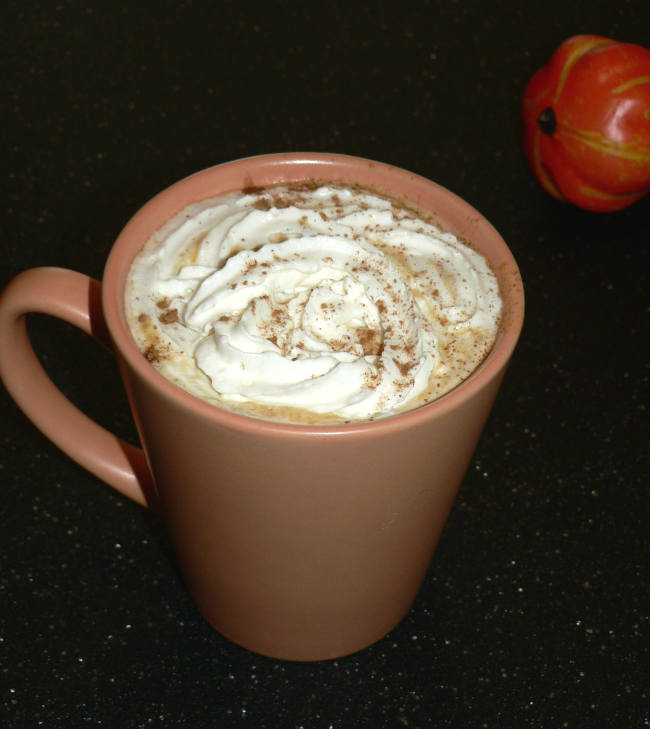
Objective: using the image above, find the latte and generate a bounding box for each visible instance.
[125,181,502,424]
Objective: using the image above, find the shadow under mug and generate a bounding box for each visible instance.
[0,153,524,661]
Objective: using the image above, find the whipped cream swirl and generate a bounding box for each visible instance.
[126,183,501,422]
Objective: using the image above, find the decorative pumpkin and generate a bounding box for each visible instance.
[522,35,650,212]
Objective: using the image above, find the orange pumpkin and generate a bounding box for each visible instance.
[522,35,650,212]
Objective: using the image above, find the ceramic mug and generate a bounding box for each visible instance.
[0,153,524,661]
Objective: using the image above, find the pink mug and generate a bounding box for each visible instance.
[0,153,524,661]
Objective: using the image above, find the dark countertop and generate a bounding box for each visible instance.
[1,2,648,727]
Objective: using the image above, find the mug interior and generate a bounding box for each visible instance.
[103,153,524,435]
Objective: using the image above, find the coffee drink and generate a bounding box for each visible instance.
[125,181,502,424]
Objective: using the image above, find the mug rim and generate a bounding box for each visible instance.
[102,152,525,437]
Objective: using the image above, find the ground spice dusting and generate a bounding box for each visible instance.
[159,309,178,324]
[243,258,258,274]
[393,358,414,377]
[144,345,161,363]
[270,195,292,209]
[356,327,383,356]
[242,184,265,195]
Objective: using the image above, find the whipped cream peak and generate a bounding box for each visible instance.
[126,182,502,423]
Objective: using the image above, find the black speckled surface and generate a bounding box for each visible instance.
[1,2,648,727]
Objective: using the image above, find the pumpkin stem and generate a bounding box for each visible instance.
[537,107,557,136]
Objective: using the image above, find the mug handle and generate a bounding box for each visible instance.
[0,267,154,508]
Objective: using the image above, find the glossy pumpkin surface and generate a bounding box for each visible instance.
[522,35,650,212]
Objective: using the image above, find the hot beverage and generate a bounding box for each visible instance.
[125,181,502,424]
